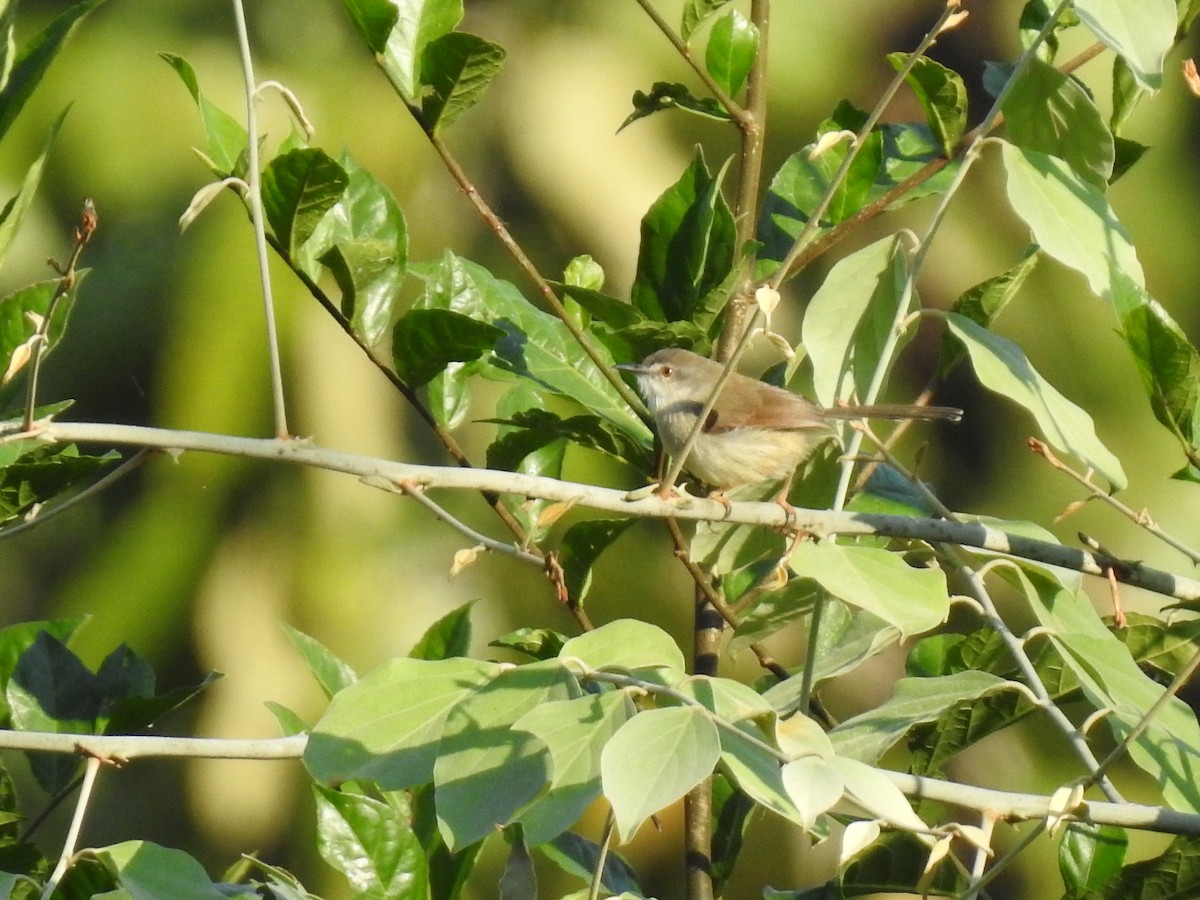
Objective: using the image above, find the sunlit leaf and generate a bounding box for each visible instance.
[392,308,503,387]
[313,786,428,898]
[159,52,247,177]
[999,141,1141,300]
[0,0,104,146]
[1075,0,1174,89]
[887,54,966,157]
[631,148,735,323]
[262,148,349,259]
[705,10,757,96]
[1002,58,1113,186]
[419,31,506,131]
[601,707,721,842]
[945,313,1127,490]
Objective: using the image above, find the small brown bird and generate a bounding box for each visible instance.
[618,348,961,488]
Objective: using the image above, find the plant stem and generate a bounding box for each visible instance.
[231,0,289,438]
[15,419,1200,604]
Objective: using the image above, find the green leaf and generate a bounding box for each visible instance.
[904,625,1073,777]
[682,0,732,39]
[91,841,225,899]
[512,691,635,844]
[313,785,428,898]
[710,774,754,894]
[1059,822,1127,895]
[939,247,1039,374]
[0,444,117,530]
[1075,0,1174,89]
[499,834,536,900]
[601,706,721,842]
[8,632,98,792]
[0,274,88,403]
[787,542,950,639]
[434,661,578,850]
[338,0,400,53]
[0,1,16,93]
[94,645,153,705]
[1110,55,1142,135]
[801,234,907,407]
[554,284,642,330]
[282,624,358,698]
[0,619,84,721]
[1110,135,1148,183]
[828,671,1018,764]
[1111,277,1200,457]
[887,54,966,157]
[831,756,926,831]
[718,724,805,828]
[378,0,464,98]
[558,518,635,603]
[419,31,506,131]
[409,601,473,661]
[619,82,732,131]
[631,148,735,323]
[999,141,1141,300]
[413,252,649,440]
[780,756,843,830]
[728,578,823,658]
[758,115,959,272]
[944,312,1127,490]
[758,102,881,233]
[560,619,686,675]
[705,10,757,97]
[1010,566,1200,814]
[0,108,66,274]
[563,255,605,292]
[301,151,408,347]
[760,604,901,713]
[539,832,643,896]
[305,656,500,788]
[485,409,651,474]
[0,0,104,147]
[158,53,247,177]
[840,831,968,896]
[392,308,504,387]
[103,671,219,738]
[489,628,567,662]
[261,148,349,260]
[1002,58,1114,186]
[1095,835,1200,898]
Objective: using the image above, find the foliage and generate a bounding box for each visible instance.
[2,0,1200,898]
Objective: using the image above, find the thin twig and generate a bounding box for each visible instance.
[231,0,288,439]
[1030,438,1200,565]
[587,812,617,900]
[22,200,96,431]
[391,480,544,567]
[964,559,1123,803]
[1083,643,1200,791]
[40,755,102,900]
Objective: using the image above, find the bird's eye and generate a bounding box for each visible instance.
[659,365,673,378]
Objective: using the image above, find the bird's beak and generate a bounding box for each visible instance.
[615,362,649,375]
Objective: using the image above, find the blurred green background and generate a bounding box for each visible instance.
[1,1,1199,896]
